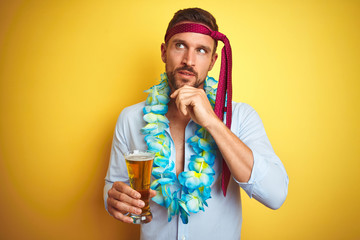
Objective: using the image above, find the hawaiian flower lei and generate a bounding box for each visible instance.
[141,73,218,224]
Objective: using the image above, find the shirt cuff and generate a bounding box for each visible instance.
[234,150,269,198]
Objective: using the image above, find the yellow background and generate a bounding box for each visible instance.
[0,0,359,239]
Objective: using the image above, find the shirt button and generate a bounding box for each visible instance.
[181,236,186,240]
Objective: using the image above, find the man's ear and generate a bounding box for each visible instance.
[208,53,218,71]
[161,43,167,63]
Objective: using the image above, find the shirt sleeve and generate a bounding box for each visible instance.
[103,110,131,212]
[233,103,289,210]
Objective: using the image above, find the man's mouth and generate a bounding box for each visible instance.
[178,70,195,76]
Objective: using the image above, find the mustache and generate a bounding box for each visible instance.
[175,66,198,77]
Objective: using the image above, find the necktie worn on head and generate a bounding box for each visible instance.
[165,23,233,196]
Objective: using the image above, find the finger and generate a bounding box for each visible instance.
[170,85,199,98]
[108,197,143,216]
[170,88,179,98]
[174,90,194,111]
[175,96,189,116]
[180,88,206,99]
[113,181,141,199]
[108,205,134,224]
[173,87,207,117]
[176,88,205,102]
[108,188,145,209]
[176,92,198,110]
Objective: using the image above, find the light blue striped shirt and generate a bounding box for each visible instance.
[104,101,288,240]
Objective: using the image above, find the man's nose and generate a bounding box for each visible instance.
[181,49,196,66]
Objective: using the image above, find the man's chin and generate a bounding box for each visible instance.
[174,80,196,89]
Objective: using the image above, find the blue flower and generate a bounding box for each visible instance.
[199,138,212,151]
[143,105,168,115]
[167,190,179,222]
[141,122,167,135]
[143,113,169,124]
[178,199,190,224]
[156,94,170,104]
[178,171,214,189]
[154,155,170,168]
[182,193,201,213]
[188,160,215,175]
[206,76,218,87]
[201,151,215,166]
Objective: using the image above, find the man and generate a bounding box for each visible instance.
[104,8,288,240]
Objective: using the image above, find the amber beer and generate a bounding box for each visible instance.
[124,150,154,224]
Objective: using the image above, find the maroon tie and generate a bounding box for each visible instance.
[165,23,233,196]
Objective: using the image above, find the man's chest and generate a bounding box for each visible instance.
[168,121,187,176]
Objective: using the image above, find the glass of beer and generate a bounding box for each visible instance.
[124,150,155,224]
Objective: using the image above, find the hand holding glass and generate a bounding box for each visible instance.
[124,150,154,224]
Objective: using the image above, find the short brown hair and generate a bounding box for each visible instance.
[166,8,218,32]
[166,8,219,53]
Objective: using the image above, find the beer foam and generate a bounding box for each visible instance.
[125,153,154,161]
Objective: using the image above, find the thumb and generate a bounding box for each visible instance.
[150,189,157,198]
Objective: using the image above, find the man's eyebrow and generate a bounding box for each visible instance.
[172,39,186,44]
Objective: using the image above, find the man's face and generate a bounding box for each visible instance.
[161,31,218,91]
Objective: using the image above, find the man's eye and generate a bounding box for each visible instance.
[176,43,185,49]
[198,48,206,54]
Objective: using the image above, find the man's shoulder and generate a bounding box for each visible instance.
[121,101,146,116]
[232,101,256,115]
[231,101,265,132]
[231,101,262,124]
[116,101,145,125]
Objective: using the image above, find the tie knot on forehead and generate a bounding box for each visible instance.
[210,31,226,42]
[165,23,211,43]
